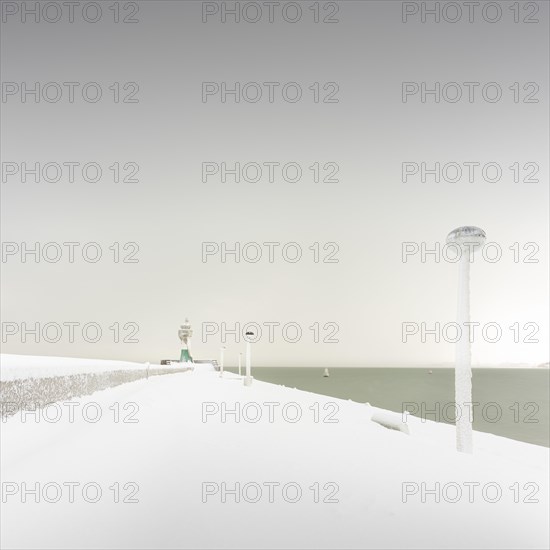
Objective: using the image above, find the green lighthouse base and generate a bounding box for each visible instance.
[180,349,193,363]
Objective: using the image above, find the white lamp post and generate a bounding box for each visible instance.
[446,226,486,453]
[219,346,226,378]
[244,331,253,387]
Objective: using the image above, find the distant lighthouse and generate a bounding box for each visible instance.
[178,319,193,363]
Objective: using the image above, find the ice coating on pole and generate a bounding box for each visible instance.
[244,331,253,386]
[245,341,252,386]
[447,226,486,454]
[455,255,473,453]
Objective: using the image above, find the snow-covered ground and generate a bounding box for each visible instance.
[1,358,548,549]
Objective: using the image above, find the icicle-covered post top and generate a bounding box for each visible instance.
[446,226,486,454]
[446,226,486,253]
[178,319,193,363]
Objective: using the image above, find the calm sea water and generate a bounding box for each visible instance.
[227,367,550,447]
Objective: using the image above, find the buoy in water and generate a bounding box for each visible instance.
[323,368,330,378]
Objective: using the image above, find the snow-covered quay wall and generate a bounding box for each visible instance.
[0,355,189,418]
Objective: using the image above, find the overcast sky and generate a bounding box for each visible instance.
[1,1,548,366]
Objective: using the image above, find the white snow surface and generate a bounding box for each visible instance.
[1,356,548,549]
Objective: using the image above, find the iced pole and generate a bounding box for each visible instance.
[219,346,225,378]
[446,226,486,454]
[455,252,472,453]
[244,332,253,387]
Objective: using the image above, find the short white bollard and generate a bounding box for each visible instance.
[238,353,242,376]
